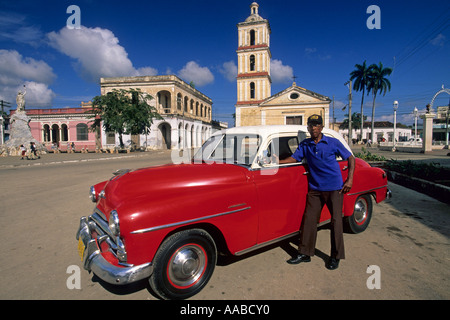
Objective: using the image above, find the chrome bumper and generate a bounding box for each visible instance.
[386,189,392,199]
[76,216,153,285]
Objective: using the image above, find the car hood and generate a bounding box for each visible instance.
[100,162,249,212]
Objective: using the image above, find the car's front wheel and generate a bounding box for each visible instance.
[344,194,373,234]
[149,229,217,300]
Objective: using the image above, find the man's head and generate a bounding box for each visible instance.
[307,114,323,139]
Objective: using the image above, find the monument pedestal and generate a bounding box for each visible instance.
[0,110,44,156]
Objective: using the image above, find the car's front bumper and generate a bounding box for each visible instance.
[386,188,392,199]
[76,216,153,285]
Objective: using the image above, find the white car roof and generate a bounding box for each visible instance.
[214,125,352,153]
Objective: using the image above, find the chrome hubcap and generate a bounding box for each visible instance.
[354,199,368,224]
[168,245,206,288]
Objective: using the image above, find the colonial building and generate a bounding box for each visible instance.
[100,75,215,150]
[235,2,331,127]
[9,105,98,152]
[5,75,217,152]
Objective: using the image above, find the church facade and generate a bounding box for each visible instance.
[235,2,331,127]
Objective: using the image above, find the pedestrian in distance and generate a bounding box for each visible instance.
[20,144,26,160]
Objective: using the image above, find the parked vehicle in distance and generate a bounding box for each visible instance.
[406,137,423,145]
[76,125,391,299]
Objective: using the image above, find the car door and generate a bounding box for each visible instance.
[251,134,309,244]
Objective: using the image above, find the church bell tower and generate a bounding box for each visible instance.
[235,2,272,125]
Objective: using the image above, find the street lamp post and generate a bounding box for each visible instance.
[414,107,418,141]
[393,101,398,151]
[0,115,4,145]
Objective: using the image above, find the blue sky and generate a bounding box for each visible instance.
[0,0,449,126]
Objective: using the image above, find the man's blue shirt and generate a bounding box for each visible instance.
[291,134,352,191]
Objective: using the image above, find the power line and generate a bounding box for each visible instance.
[394,7,450,70]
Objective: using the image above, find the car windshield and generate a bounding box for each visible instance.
[194,134,261,166]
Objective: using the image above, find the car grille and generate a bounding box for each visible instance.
[90,208,128,263]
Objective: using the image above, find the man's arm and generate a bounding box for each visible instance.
[341,155,355,194]
[279,156,298,164]
[273,154,298,164]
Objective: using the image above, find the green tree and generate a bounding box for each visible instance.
[90,88,162,148]
[340,112,367,131]
[367,62,393,142]
[349,60,371,142]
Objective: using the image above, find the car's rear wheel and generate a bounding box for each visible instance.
[344,194,373,234]
[149,229,217,300]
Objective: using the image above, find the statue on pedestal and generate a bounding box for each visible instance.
[16,86,26,112]
[0,85,45,157]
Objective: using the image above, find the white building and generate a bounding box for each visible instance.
[99,75,220,150]
[339,123,412,144]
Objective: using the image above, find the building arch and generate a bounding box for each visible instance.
[43,124,50,142]
[157,90,172,114]
[178,122,184,149]
[430,86,450,108]
[250,29,256,46]
[185,123,191,148]
[184,96,189,113]
[61,124,69,142]
[157,122,171,149]
[177,93,183,111]
[190,99,194,115]
[250,55,256,71]
[51,124,60,144]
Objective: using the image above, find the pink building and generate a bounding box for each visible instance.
[10,104,100,152]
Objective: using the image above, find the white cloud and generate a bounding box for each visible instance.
[178,61,214,87]
[304,47,331,61]
[0,49,56,107]
[0,49,55,85]
[22,81,56,107]
[270,59,293,84]
[47,26,157,82]
[0,12,43,46]
[219,60,237,82]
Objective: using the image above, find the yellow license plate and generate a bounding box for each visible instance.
[77,237,85,261]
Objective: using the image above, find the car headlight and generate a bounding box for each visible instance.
[89,186,97,202]
[109,210,120,237]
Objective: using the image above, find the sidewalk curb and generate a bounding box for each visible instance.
[0,153,152,169]
[386,170,450,205]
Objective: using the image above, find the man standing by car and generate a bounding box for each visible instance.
[276,114,355,270]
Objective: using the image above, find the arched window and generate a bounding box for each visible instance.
[250,55,255,71]
[43,124,50,142]
[76,123,89,141]
[250,30,256,46]
[61,124,69,141]
[51,124,60,143]
[250,82,255,99]
[177,93,182,110]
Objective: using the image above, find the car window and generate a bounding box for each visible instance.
[196,134,261,166]
[266,136,299,159]
[266,132,345,162]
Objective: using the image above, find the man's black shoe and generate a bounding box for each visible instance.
[287,254,311,265]
[326,257,340,270]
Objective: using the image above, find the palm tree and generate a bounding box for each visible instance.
[349,61,371,142]
[367,62,393,142]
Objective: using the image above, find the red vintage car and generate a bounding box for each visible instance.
[76,125,391,299]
